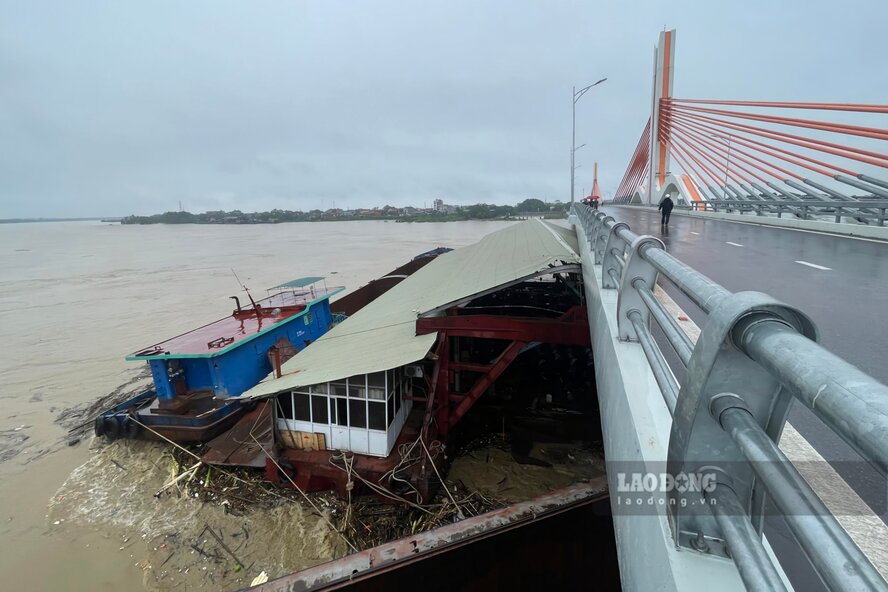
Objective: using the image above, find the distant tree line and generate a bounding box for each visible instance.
[120,199,568,225]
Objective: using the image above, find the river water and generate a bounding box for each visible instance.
[0,219,515,591]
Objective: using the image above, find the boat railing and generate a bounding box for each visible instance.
[572,202,888,591]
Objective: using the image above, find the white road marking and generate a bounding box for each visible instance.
[689,231,700,235]
[653,285,888,579]
[725,241,744,247]
[654,285,701,342]
[795,260,832,271]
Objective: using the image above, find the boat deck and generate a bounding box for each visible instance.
[142,390,225,417]
[129,288,339,358]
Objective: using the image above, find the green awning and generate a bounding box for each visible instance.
[241,219,580,399]
[270,276,325,289]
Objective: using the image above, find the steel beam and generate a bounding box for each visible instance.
[436,336,451,431]
[416,308,590,347]
[447,340,528,430]
[449,361,493,373]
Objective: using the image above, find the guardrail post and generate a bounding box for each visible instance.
[616,236,665,340]
[601,223,631,289]
[582,209,598,248]
[592,215,615,264]
[585,211,598,253]
[665,291,817,557]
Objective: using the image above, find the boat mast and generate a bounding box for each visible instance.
[231,269,261,316]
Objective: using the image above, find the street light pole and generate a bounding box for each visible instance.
[571,78,607,204]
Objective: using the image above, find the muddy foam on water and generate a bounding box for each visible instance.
[448,442,605,503]
[50,438,345,591]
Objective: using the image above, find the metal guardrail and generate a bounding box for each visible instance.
[688,199,888,226]
[573,203,888,591]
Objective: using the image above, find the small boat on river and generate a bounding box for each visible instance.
[93,277,343,443]
[93,248,454,446]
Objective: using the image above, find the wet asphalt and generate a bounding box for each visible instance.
[601,205,888,589]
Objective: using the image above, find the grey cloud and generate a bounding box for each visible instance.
[0,0,885,217]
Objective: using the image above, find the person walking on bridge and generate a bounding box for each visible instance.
[658,195,674,225]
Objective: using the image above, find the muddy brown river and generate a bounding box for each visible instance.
[0,219,515,591]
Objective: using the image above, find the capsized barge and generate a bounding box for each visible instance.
[236,219,602,499]
[234,219,616,589]
[94,277,343,442]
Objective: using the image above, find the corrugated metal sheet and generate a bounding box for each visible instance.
[241,219,579,399]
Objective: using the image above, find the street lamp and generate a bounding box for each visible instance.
[571,78,607,203]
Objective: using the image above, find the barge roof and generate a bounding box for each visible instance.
[240,219,579,399]
[270,276,326,289]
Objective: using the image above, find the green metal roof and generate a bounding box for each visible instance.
[270,276,325,289]
[241,219,580,399]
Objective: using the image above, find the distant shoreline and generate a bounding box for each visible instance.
[119,201,568,225]
[119,214,567,225]
[5,201,570,225]
[0,214,566,225]
[0,217,122,224]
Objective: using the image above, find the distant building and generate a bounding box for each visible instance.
[433,198,444,212]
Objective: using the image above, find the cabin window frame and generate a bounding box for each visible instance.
[277,367,413,457]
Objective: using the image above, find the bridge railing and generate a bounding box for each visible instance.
[688,198,888,225]
[573,202,888,591]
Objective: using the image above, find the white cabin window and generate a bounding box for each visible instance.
[367,371,386,400]
[347,374,366,399]
[277,368,414,458]
[331,380,347,397]
[348,399,367,428]
[293,392,310,421]
[311,394,328,423]
[332,396,348,426]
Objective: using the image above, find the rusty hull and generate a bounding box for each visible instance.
[248,477,616,592]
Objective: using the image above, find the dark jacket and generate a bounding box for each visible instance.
[658,196,674,212]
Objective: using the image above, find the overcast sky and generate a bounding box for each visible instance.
[1,0,885,217]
